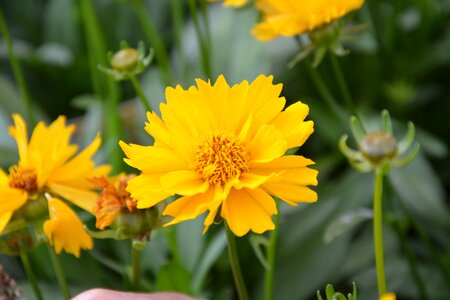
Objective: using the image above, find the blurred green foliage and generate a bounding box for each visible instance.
[0,0,449,299]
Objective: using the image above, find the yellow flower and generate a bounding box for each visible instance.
[44,196,93,257]
[208,0,247,7]
[252,0,364,41]
[89,174,137,230]
[120,75,317,236]
[380,293,396,300]
[0,114,110,254]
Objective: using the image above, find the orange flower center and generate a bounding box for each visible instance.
[193,132,250,185]
[8,166,38,195]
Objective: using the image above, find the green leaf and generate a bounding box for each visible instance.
[323,209,373,243]
[326,284,336,299]
[156,263,192,295]
[249,234,270,270]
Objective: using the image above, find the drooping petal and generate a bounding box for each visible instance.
[43,197,93,257]
[0,169,8,186]
[47,183,98,213]
[221,188,276,236]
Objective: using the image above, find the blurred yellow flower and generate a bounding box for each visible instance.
[120,75,317,236]
[44,196,93,257]
[380,293,396,300]
[89,174,137,230]
[252,0,364,41]
[209,0,247,7]
[0,114,110,255]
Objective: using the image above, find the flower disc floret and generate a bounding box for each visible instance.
[194,132,250,185]
[8,166,38,195]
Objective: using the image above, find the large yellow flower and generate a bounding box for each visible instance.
[0,114,110,256]
[120,75,317,236]
[252,0,364,41]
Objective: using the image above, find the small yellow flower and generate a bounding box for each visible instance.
[120,75,318,236]
[89,174,137,230]
[44,196,93,257]
[252,0,364,41]
[0,114,110,255]
[380,292,396,300]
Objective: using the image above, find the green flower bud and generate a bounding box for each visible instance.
[111,48,140,72]
[360,131,398,164]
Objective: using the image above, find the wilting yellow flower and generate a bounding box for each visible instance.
[252,0,364,41]
[120,75,317,236]
[380,293,396,300]
[0,114,110,255]
[208,0,247,7]
[44,196,93,257]
[89,174,137,230]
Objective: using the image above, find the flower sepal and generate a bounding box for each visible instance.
[340,110,420,174]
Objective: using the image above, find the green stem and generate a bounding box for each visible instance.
[188,0,212,79]
[80,0,123,172]
[130,75,152,113]
[225,224,249,300]
[131,244,141,287]
[328,54,358,117]
[166,227,183,265]
[19,248,43,300]
[264,208,279,300]
[0,9,35,126]
[170,0,186,81]
[47,244,70,300]
[373,167,387,296]
[307,63,347,124]
[133,0,172,86]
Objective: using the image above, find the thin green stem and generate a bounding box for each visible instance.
[328,54,358,118]
[225,225,249,300]
[19,248,43,300]
[131,244,142,287]
[373,167,387,296]
[133,0,172,86]
[130,75,152,113]
[307,63,347,124]
[0,9,35,126]
[166,227,183,265]
[170,0,186,81]
[188,0,212,79]
[47,244,70,300]
[80,0,123,172]
[264,207,279,300]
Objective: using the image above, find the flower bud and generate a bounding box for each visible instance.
[360,131,398,164]
[111,48,139,72]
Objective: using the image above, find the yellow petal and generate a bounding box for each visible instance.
[47,133,102,184]
[0,168,8,186]
[0,186,28,215]
[202,185,227,234]
[8,114,28,163]
[44,197,93,257]
[126,173,172,209]
[163,187,215,226]
[221,188,276,236]
[47,183,97,213]
[247,124,286,163]
[0,212,13,233]
[262,182,317,205]
[251,155,314,169]
[145,111,171,148]
[120,141,187,172]
[161,170,209,196]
